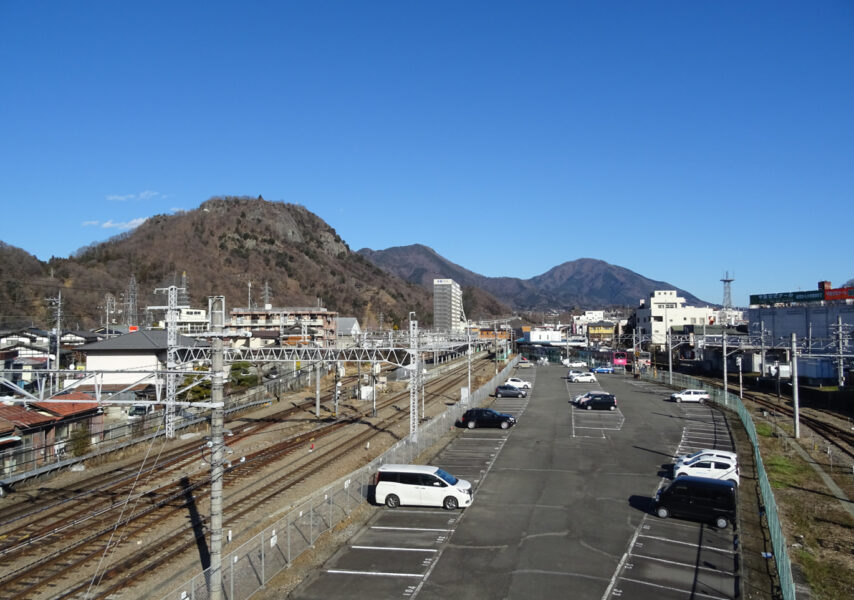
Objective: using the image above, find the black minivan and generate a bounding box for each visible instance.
[654,476,737,529]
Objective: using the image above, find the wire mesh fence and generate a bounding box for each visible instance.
[159,357,520,600]
[643,370,796,600]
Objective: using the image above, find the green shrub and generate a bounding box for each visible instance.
[69,426,91,456]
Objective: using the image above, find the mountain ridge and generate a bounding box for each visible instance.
[357,245,710,310]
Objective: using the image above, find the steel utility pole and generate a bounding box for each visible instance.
[466,322,472,405]
[209,296,225,600]
[722,330,728,404]
[150,286,189,438]
[409,313,419,437]
[665,304,672,384]
[493,324,498,374]
[836,315,845,388]
[791,333,800,438]
[47,291,62,394]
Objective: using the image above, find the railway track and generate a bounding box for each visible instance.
[687,372,854,462]
[0,356,498,599]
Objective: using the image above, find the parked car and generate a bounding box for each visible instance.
[579,393,617,411]
[675,449,738,469]
[566,369,584,379]
[495,385,527,398]
[562,359,587,368]
[505,377,532,389]
[573,390,608,405]
[591,366,615,374]
[670,389,710,403]
[654,476,737,529]
[570,372,597,383]
[375,464,473,510]
[674,457,739,485]
[457,408,517,430]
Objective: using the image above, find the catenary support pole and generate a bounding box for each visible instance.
[792,333,800,439]
[315,360,321,417]
[209,296,225,600]
[722,330,728,402]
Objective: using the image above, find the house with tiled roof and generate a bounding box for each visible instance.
[71,330,209,398]
[0,402,57,478]
[0,392,104,479]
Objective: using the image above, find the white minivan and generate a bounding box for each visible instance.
[375,464,473,510]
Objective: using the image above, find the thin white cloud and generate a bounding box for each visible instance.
[169,207,186,213]
[106,190,162,202]
[101,217,147,230]
[82,220,100,226]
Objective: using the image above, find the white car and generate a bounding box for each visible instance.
[566,369,584,379]
[375,464,473,510]
[676,449,738,468]
[674,457,739,486]
[505,377,532,389]
[570,372,597,383]
[562,359,587,368]
[670,389,710,403]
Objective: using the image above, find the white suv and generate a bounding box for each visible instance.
[676,449,738,468]
[375,464,473,510]
[670,389,710,403]
[505,377,531,389]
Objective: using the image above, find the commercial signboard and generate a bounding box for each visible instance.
[750,286,854,305]
[749,290,824,305]
[824,286,854,301]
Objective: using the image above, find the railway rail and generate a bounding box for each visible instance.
[0,356,497,600]
[685,372,854,462]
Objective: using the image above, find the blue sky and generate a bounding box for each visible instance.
[2,1,852,308]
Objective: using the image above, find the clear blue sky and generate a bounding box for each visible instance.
[2,1,852,308]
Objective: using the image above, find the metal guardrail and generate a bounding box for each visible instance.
[643,370,796,600]
[159,357,520,600]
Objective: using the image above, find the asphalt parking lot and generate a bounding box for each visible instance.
[289,366,742,600]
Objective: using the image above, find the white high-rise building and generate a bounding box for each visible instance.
[433,278,465,334]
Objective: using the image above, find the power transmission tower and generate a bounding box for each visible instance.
[150,286,189,438]
[103,293,116,332]
[720,271,734,326]
[263,281,271,307]
[178,272,190,307]
[125,274,139,327]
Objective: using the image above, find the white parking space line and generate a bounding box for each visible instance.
[351,546,437,552]
[381,509,450,515]
[371,526,454,532]
[630,552,735,575]
[636,534,735,554]
[327,569,425,578]
[614,576,731,600]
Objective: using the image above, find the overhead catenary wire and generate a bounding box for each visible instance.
[84,419,170,600]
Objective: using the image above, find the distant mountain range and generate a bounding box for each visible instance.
[357,244,710,311]
[1,197,731,331]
